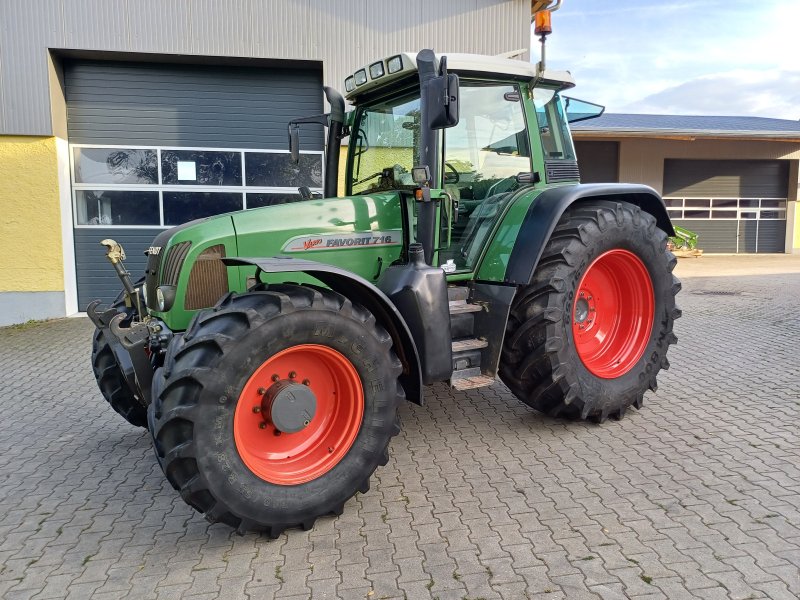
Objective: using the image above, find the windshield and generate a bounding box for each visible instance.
[348,91,420,195]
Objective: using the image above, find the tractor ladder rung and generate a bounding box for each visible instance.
[448,300,483,315]
[451,338,488,353]
[450,368,495,390]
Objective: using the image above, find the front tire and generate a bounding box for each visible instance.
[500,200,681,422]
[149,284,403,536]
[91,295,148,428]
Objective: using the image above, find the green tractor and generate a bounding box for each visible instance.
[88,23,680,536]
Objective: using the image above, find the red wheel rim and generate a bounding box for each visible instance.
[572,249,655,379]
[234,344,364,485]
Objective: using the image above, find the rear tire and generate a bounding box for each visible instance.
[149,284,403,536]
[500,200,681,422]
[91,294,148,428]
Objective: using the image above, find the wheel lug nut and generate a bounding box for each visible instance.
[274,430,282,436]
[257,387,267,395]
[252,406,261,413]
[259,422,267,429]
[328,446,334,453]
[271,374,279,382]
[289,371,297,379]
[302,379,311,386]
[303,420,310,426]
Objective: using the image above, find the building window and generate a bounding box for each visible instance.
[71,145,323,228]
[664,197,786,220]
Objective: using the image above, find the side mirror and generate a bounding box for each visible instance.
[288,124,300,163]
[425,57,459,130]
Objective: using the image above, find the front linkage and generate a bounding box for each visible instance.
[87,239,172,413]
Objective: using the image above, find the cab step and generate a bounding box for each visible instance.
[450,367,495,390]
[452,338,488,353]
[448,300,483,315]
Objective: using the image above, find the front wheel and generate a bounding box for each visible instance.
[91,290,148,427]
[500,200,681,422]
[149,284,403,536]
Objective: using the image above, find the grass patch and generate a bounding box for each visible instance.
[640,574,653,585]
[82,553,95,566]
[275,565,284,583]
[426,579,434,590]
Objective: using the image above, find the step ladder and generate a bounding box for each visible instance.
[447,286,495,391]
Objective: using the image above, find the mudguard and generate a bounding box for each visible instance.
[504,183,674,285]
[223,256,424,405]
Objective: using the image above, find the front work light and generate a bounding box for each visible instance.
[387,55,403,73]
[369,61,385,79]
[344,76,355,92]
[354,69,367,86]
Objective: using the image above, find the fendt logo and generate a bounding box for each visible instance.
[147,246,162,256]
[303,239,323,250]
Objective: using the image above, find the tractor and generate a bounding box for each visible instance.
[88,3,680,537]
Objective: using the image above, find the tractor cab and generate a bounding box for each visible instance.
[335,52,584,275]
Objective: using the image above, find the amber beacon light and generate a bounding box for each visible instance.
[534,10,552,35]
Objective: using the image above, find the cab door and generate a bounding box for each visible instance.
[438,81,533,273]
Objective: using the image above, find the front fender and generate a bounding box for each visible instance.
[223,256,424,405]
[503,183,674,285]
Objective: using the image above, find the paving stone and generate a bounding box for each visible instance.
[1,258,799,599]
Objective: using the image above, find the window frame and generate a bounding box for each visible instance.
[70,143,324,229]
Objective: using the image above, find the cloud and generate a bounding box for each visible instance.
[623,71,800,120]
[532,0,800,119]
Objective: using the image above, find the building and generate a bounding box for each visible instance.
[0,0,531,326]
[573,114,800,254]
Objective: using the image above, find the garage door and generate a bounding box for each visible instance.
[663,159,788,253]
[66,60,324,309]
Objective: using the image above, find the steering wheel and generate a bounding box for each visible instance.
[444,162,460,184]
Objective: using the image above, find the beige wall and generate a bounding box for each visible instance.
[574,135,800,252]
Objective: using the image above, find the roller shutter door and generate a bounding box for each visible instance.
[65,60,323,309]
[663,159,788,253]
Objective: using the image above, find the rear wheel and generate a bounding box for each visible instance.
[91,292,148,427]
[149,284,403,536]
[500,200,681,421]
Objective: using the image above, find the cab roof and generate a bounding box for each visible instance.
[343,52,575,101]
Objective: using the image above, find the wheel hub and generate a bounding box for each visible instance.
[261,380,317,433]
[573,294,593,326]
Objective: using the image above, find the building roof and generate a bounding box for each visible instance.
[572,113,800,140]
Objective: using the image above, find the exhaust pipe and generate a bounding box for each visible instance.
[323,86,345,199]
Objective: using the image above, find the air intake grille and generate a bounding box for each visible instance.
[185,245,228,310]
[545,159,581,183]
[160,242,192,286]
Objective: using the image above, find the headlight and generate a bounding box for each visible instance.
[156,286,176,312]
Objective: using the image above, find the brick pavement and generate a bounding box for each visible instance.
[1,255,799,599]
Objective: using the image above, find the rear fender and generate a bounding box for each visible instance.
[504,183,674,285]
[223,257,424,405]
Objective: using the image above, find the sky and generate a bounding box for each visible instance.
[536,0,800,120]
